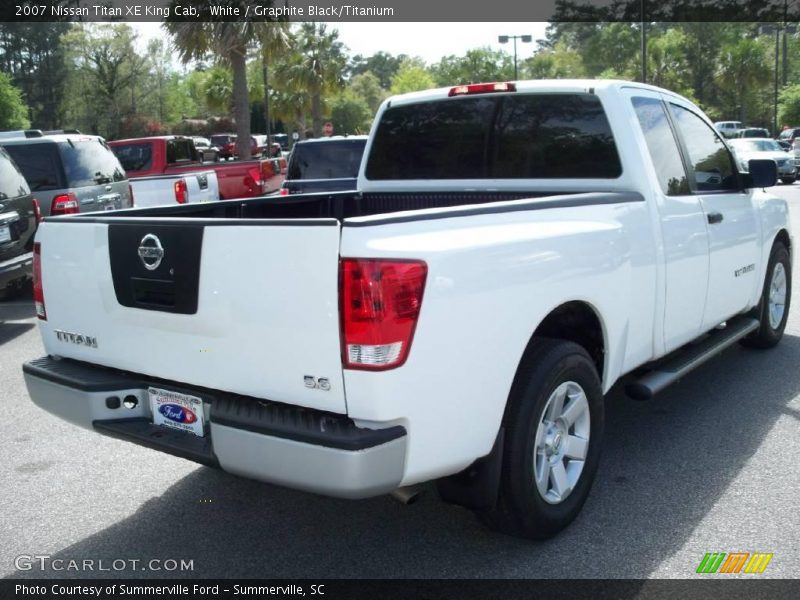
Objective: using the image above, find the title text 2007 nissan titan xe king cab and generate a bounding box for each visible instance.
[23,80,792,539]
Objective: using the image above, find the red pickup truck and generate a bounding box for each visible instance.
[109,136,286,200]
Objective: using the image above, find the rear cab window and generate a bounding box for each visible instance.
[59,139,127,187]
[365,93,622,180]
[289,139,367,180]
[166,139,195,164]
[112,143,152,173]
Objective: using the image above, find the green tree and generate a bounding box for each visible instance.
[778,84,800,126]
[271,47,312,140]
[0,23,70,129]
[0,70,30,129]
[431,47,513,86]
[349,71,386,113]
[580,23,640,77]
[203,66,234,113]
[349,51,406,89]
[329,91,372,135]
[143,38,172,123]
[165,5,281,159]
[258,23,291,142]
[184,68,214,117]
[646,29,695,99]
[390,58,435,95]
[284,23,347,137]
[523,40,585,79]
[60,24,144,138]
[715,36,771,123]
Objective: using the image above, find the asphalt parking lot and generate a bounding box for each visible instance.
[2,186,800,580]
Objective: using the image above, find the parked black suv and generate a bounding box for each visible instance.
[0,146,37,298]
[0,131,132,216]
[280,136,368,196]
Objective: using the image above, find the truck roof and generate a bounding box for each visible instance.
[295,135,369,145]
[0,133,104,144]
[109,136,191,144]
[384,78,696,108]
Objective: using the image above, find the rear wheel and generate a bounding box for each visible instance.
[780,177,796,185]
[741,242,791,349]
[479,338,604,539]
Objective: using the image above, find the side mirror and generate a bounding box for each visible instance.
[743,159,777,188]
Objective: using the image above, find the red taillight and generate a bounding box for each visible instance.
[448,82,516,97]
[51,192,79,216]
[260,161,276,193]
[174,178,188,204]
[279,187,289,196]
[340,259,427,370]
[33,242,46,320]
[32,198,42,225]
[128,183,134,207]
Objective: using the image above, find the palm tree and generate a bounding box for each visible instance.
[165,9,275,159]
[272,50,312,140]
[259,22,291,148]
[715,36,771,123]
[286,23,347,137]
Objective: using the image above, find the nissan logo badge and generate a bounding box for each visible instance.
[138,234,164,271]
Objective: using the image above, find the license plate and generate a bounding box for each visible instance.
[0,225,10,243]
[149,387,205,437]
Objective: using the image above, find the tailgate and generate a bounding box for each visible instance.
[35,218,347,414]
[186,170,219,203]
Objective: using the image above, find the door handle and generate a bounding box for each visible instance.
[707,212,724,224]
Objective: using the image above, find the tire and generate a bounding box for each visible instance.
[479,338,604,539]
[741,242,791,349]
[780,177,796,185]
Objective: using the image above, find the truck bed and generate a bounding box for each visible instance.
[53,189,634,224]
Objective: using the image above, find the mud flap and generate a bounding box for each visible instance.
[437,427,504,511]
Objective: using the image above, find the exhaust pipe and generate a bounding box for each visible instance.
[391,485,422,505]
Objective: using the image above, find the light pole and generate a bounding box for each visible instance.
[759,20,797,136]
[498,34,532,80]
[640,0,647,83]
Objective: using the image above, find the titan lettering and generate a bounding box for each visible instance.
[54,329,98,348]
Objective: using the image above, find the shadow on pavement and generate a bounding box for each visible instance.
[0,322,35,347]
[0,296,35,346]
[7,335,800,579]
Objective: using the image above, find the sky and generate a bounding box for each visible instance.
[130,22,550,65]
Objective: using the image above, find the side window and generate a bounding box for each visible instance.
[0,149,30,199]
[631,97,689,195]
[670,104,738,192]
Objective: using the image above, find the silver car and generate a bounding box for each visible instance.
[729,138,797,184]
[0,131,132,216]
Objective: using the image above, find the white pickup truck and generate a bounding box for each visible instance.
[126,170,220,208]
[23,80,792,539]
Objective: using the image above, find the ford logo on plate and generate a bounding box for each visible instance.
[158,403,198,424]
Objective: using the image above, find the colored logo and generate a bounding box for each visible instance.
[159,403,198,424]
[696,552,773,574]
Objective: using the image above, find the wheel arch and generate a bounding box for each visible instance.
[774,228,792,258]
[523,300,608,386]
